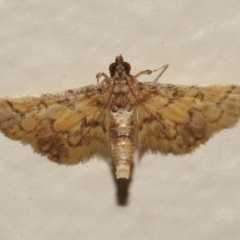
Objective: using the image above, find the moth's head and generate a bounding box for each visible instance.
[109,55,131,78]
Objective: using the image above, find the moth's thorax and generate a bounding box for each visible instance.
[108,58,135,113]
[111,76,132,112]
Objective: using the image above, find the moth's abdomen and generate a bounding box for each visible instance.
[110,110,134,179]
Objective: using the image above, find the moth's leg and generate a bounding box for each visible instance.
[134,64,169,82]
[96,72,110,84]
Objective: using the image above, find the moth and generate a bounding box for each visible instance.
[0,55,240,179]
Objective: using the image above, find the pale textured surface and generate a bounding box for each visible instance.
[1,1,240,240]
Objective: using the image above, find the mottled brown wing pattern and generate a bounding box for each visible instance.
[0,82,112,164]
[137,83,240,155]
[1,55,240,181]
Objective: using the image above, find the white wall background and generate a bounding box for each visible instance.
[0,0,240,239]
